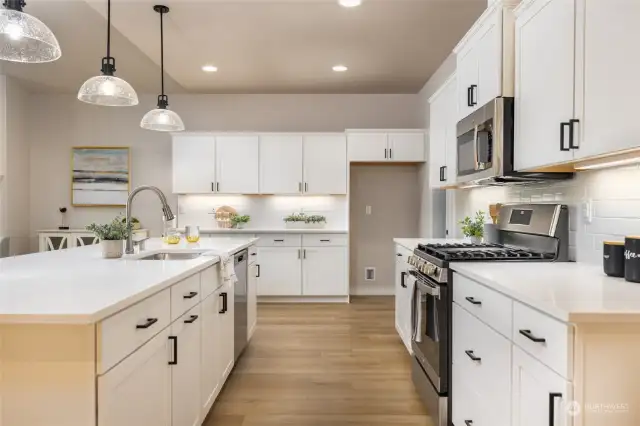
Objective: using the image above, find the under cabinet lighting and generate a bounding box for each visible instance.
[574,152,640,171]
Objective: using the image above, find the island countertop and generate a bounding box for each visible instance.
[0,237,257,325]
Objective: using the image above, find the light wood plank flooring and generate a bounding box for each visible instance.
[205,296,429,426]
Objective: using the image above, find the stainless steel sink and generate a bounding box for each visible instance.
[137,252,204,261]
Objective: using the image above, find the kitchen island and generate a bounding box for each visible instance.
[0,237,258,426]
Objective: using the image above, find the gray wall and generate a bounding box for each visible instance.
[27,93,422,250]
[349,164,421,295]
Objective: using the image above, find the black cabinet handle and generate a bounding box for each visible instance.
[251,253,257,256]
[384,148,388,159]
[211,182,215,192]
[560,122,571,151]
[465,296,482,306]
[184,314,199,324]
[519,329,546,343]
[465,421,473,426]
[216,182,220,192]
[183,291,198,299]
[219,292,228,314]
[389,148,393,159]
[321,239,331,242]
[168,336,178,365]
[467,86,472,107]
[396,253,403,257]
[470,84,477,106]
[439,166,443,182]
[401,271,407,288]
[136,318,158,329]
[305,182,308,192]
[274,239,284,242]
[442,165,447,181]
[549,393,562,426]
[569,119,580,149]
[465,350,481,362]
[256,264,260,277]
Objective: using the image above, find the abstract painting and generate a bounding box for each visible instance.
[72,147,130,207]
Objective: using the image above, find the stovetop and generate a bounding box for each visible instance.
[415,242,555,262]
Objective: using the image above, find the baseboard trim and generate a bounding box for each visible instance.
[258,296,350,304]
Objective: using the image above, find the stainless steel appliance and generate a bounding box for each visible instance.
[233,249,248,361]
[455,97,573,185]
[408,203,570,426]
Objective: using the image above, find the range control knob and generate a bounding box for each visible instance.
[432,266,440,277]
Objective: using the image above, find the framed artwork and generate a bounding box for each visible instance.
[72,147,130,207]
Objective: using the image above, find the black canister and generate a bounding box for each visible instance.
[624,237,640,283]
[603,241,625,277]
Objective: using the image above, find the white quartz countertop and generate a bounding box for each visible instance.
[0,237,257,325]
[394,238,465,250]
[182,228,348,234]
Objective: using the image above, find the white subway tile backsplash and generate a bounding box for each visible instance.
[453,165,640,264]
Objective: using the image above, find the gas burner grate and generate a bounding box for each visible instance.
[414,243,555,262]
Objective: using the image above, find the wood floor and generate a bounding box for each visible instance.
[205,296,429,426]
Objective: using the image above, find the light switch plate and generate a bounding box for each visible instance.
[365,205,372,215]
[582,199,593,224]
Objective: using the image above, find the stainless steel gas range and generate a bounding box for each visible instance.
[407,203,569,426]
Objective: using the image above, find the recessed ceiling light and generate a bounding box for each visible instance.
[333,65,348,72]
[339,0,362,7]
[202,65,218,73]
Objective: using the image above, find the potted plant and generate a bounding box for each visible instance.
[305,215,327,229]
[459,210,486,244]
[121,216,141,230]
[284,212,308,229]
[230,214,251,229]
[87,216,132,259]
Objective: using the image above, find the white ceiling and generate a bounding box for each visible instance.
[2,0,485,94]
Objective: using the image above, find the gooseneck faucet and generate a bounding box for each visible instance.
[125,185,175,254]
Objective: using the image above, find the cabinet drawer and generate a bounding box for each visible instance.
[255,234,301,247]
[453,304,511,426]
[171,273,202,321]
[453,272,513,338]
[249,245,258,264]
[512,301,573,380]
[98,289,171,374]
[302,234,347,247]
[200,264,221,298]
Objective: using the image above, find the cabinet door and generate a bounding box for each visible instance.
[388,133,425,162]
[215,135,259,194]
[256,247,302,296]
[476,9,503,108]
[248,263,258,339]
[303,134,347,194]
[171,305,202,426]
[444,76,459,184]
[457,46,478,120]
[347,133,388,162]
[200,293,222,418]
[514,0,576,171]
[512,346,571,426]
[429,91,447,188]
[302,247,348,296]
[259,134,303,194]
[576,0,640,159]
[172,135,216,194]
[98,328,171,426]
[218,283,235,380]
[394,248,411,350]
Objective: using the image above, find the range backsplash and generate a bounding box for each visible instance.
[453,164,640,264]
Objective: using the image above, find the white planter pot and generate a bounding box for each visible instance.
[285,222,326,229]
[234,223,247,229]
[101,240,124,259]
[465,236,483,244]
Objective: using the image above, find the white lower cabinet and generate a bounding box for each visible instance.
[394,245,413,352]
[302,247,348,296]
[171,305,202,426]
[256,247,303,296]
[248,262,258,338]
[98,328,172,426]
[218,282,235,380]
[200,292,222,418]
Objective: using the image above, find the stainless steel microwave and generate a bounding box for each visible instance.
[456,97,573,185]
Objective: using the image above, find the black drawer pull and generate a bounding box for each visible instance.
[401,271,407,288]
[274,239,284,242]
[251,253,257,256]
[320,239,331,242]
[136,318,158,329]
[183,291,198,299]
[169,336,178,365]
[396,253,402,257]
[465,350,481,362]
[549,392,562,426]
[184,315,199,324]
[219,292,228,314]
[465,296,482,306]
[519,329,546,343]
[465,421,473,426]
[256,264,260,277]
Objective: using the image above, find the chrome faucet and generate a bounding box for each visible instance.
[125,185,175,254]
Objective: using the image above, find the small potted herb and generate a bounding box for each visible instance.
[231,214,251,229]
[305,215,327,229]
[459,210,486,244]
[284,212,308,229]
[86,216,132,259]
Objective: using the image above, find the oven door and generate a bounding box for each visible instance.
[410,270,449,394]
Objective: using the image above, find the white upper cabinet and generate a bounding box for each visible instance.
[388,133,425,162]
[215,135,260,194]
[429,74,458,188]
[347,131,425,163]
[514,0,576,171]
[454,1,516,120]
[172,135,216,194]
[347,132,388,162]
[303,134,347,194]
[259,135,304,194]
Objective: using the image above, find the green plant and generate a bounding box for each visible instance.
[87,216,132,241]
[306,215,326,224]
[121,216,140,224]
[459,210,486,238]
[231,214,251,225]
[284,212,308,223]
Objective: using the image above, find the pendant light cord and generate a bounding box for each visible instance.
[160,9,165,96]
[106,0,111,59]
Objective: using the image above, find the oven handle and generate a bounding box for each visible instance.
[408,269,441,298]
[473,123,480,171]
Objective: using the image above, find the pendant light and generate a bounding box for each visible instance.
[141,5,184,132]
[77,0,138,107]
[0,0,61,63]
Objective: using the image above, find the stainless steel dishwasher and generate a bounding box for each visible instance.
[233,249,248,361]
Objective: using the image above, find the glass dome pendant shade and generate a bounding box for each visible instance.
[0,0,61,63]
[77,0,138,107]
[141,5,184,132]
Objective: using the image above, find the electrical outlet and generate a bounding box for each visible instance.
[365,267,376,281]
[365,205,372,215]
[583,199,593,224]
